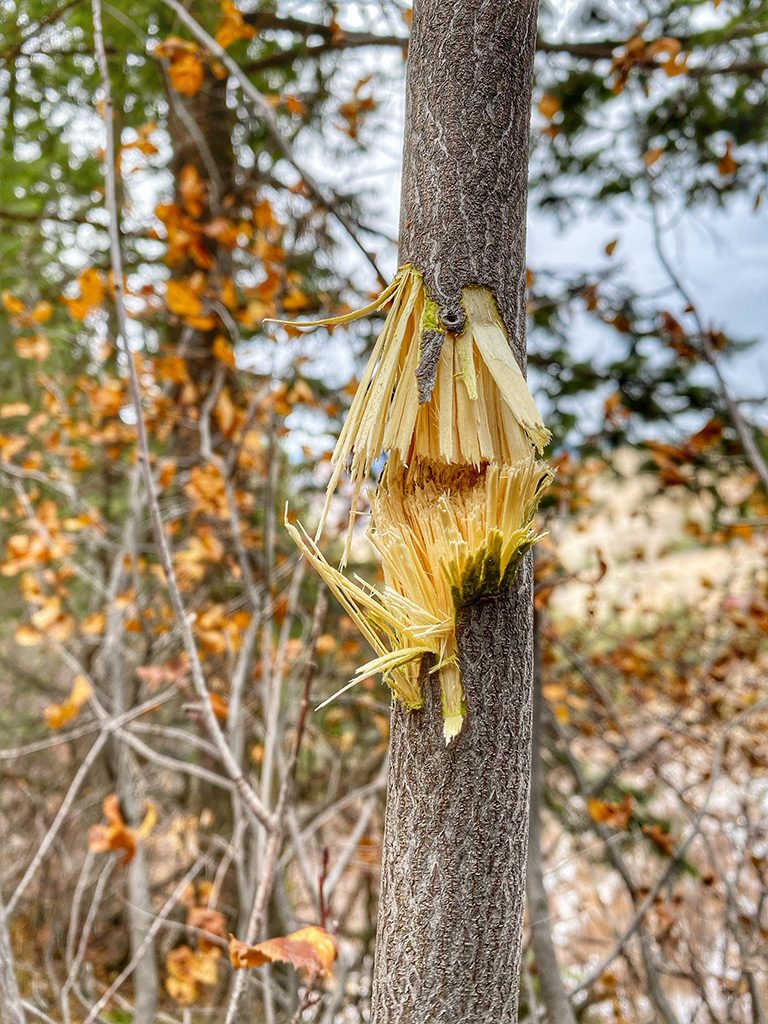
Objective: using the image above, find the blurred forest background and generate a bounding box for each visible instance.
[0,1,767,1022]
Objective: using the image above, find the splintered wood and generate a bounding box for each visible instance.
[279,265,552,741]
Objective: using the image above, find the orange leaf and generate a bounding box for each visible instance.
[537,93,561,120]
[166,279,203,319]
[315,633,337,656]
[215,1,255,48]
[64,267,105,321]
[229,926,338,979]
[643,147,665,168]
[180,164,207,218]
[209,692,229,722]
[2,291,25,315]
[214,387,237,436]
[89,794,157,864]
[31,300,53,323]
[587,795,633,830]
[284,94,307,117]
[15,624,42,647]
[169,53,205,96]
[44,674,92,730]
[646,37,682,59]
[188,907,227,951]
[212,334,236,367]
[15,335,51,361]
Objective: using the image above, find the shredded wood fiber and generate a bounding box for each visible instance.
[274,265,551,742]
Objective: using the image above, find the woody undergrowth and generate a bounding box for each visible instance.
[277,264,552,742]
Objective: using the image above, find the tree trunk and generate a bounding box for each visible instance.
[371,4,540,1022]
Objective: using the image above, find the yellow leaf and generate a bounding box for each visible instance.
[542,683,567,701]
[44,675,92,730]
[80,268,104,307]
[165,974,198,1006]
[70,675,93,707]
[65,268,105,321]
[282,288,312,312]
[83,610,107,634]
[165,945,220,1005]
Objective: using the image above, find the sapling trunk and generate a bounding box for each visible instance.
[279,0,544,1017]
[370,3,541,1021]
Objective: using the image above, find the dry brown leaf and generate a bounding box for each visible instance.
[179,164,207,218]
[718,139,738,177]
[587,794,633,830]
[44,675,92,730]
[229,926,338,979]
[165,944,220,1005]
[89,794,157,864]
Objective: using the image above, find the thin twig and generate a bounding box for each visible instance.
[7,732,109,915]
[82,858,207,1024]
[224,592,327,1024]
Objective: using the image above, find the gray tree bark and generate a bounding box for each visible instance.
[0,887,25,1024]
[371,7,541,1020]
